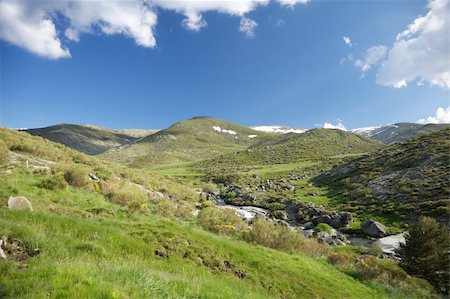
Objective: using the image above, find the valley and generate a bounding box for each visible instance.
[1,117,448,298]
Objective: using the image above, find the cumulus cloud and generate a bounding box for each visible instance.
[0,0,310,59]
[239,17,258,38]
[343,36,352,47]
[323,121,347,131]
[418,106,450,124]
[0,0,156,59]
[355,0,449,89]
[354,45,388,73]
[277,0,310,8]
[0,1,70,59]
[153,0,269,31]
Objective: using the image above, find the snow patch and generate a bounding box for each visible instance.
[251,125,305,134]
[212,126,237,135]
[351,124,396,138]
[248,135,257,138]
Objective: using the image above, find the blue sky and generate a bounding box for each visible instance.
[1,0,449,130]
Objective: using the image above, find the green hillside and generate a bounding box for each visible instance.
[99,117,271,167]
[315,128,450,227]
[24,124,154,155]
[197,128,383,174]
[0,128,438,298]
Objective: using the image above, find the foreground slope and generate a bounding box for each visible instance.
[24,124,155,155]
[352,123,450,144]
[316,128,450,225]
[100,117,270,166]
[0,128,424,298]
[197,128,383,173]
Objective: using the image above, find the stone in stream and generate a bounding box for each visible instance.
[361,219,386,237]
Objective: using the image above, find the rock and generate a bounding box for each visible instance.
[285,185,295,191]
[314,215,332,225]
[0,240,7,259]
[361,219,386,237]
[300,221,315,230]
[7,196,33,211]
[303,229,314,238]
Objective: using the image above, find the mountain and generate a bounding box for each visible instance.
[197,128,383,173]
[351,122,450,144]
[315,128,450,225]
[23,124,156,155]
[99,117,271,166]
[250,125,305,134]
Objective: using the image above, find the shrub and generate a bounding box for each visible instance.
[106,184,148,213]
[314,223,332,234]
[397,216,450,295]
[328,252,352,267]
[199,181,218,194]
[0,140,9,164]
[39,173,68,190]
[244,218,327,256]
[198,207,248,236]
[62,165,90,188]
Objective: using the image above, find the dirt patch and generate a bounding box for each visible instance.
[0,236,40,267]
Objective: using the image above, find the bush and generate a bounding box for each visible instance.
[244,218,327,256]
[397,216,450,295]
[198,207,248,236]
[62,165,90,188]
[106,184,148,214]
[0,140,9,164]
[39,173,68,190]
[314,223,332,234]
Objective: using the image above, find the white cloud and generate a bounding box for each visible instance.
[354,45,388,73]
[277,0,310,8]
[153,0,269,31]
[0,0,310,59]
[0,0,157,59]
[323,121,347,131]
[0,1,70,59]
[359,0,450,89]
[418,106,450,124]
[343,36,352,47]
[239,17,258,38]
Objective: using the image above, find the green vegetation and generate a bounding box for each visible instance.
[315,223,332,234]
[397,216,450,295]
[198,207,248,235]
[100,117,272,167]
[196,128,382,174]
[315,128,450,227]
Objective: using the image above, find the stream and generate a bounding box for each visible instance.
[215,198,405,255]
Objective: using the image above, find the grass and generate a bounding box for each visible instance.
[147,162,201,177]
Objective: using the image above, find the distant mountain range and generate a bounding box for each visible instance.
[22,119,449,165]
[23,124,157,155]
[351,123,450,144]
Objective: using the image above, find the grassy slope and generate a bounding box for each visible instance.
[24,124,144,155]
[315,128,450,228]
[0,129,405,299]
[196,128,383,174]
[99,117,271,167]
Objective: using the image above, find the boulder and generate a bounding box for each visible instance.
[7,196,33,211]
[361,219,386,237]
[300,221,315,230]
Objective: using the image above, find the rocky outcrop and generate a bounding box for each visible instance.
[295,203,352,229]
[361,219,386,237]
[7,196,33,211]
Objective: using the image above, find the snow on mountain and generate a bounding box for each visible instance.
[212,126,237,135]
[351,124,397,138]
[250,125,305,134]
